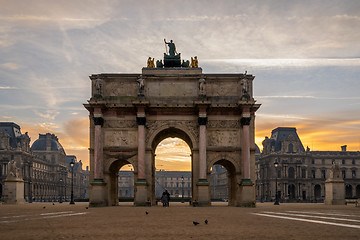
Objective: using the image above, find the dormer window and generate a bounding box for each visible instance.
[288,144,293,153]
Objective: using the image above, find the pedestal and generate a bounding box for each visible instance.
[236,179,256,207]
[3,178,25,204]
[325,179,345,205]
[89,180,107,207]
[196,179,210,206]
[134,179,148,206]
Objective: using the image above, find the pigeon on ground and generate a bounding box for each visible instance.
[145,211,149,215]
[193,221,199,226]
[43,206,46,209]
[85,207,89,209]
[205,219,208,224]
[52,203,55,205]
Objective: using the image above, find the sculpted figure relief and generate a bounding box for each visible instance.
[147,57,155,68]
[191,56,198,68]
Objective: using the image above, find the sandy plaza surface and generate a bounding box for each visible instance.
[0,202,359,240]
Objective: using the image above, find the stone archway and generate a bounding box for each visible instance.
[209,159,238,206]
[149,127,194,204]
[84,63,260,207]
[106,158,136,206]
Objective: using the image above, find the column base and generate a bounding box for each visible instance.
[195,179,210,206]
[134,179,149,206]
[89,179,107,207]
[236,179,256,207]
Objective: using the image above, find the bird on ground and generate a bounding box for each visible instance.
[193,221,199,226]
[43,206,46,209]
[85,207,89,209]
[205,219,208,224]
[145,211,149,215]
[52,203,55,205]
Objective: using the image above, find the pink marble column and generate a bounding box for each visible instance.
[93,114,104,180]
[241,110,251,180]
[198,108,208,180]
[199,124,207,179]
[137,123,145,179]
[136,109,146,180]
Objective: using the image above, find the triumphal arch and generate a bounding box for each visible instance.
[84,40,260,207]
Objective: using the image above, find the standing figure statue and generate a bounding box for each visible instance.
[199,77,206,96]
[94,78,103,96]
[240,77,250,101]
[164,39,177,56]
[137,75,145,96]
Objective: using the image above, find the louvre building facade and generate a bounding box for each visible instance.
[256,127,360,202]
[0,122,89,202]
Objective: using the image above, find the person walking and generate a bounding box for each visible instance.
[161,190,170,207]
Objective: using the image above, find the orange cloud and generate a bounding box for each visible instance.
[20,118,90,167]
[255,111,360,152]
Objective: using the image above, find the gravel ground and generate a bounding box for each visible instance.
[0,202,359,240]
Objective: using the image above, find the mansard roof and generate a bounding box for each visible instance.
[270,127,305,152]
[31,133,65,154]
[255,144,260,154]
[0,122,23,148]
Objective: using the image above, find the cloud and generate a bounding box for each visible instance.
[33,110,60,120]
[255,109,360,152]
[155,138,191,171]
[0,62,20,70]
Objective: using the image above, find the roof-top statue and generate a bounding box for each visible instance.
[164,39,177,56]
[163,38,181,67]
[146,39,198,69]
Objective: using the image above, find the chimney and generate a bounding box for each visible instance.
[341,145,347,151]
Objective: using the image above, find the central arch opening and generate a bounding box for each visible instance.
[151,128,193,205]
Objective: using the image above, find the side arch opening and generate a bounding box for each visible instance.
[210,159,237,206]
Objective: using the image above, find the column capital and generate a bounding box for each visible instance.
[136,117,146,125]
[93,117,104,126]
[241,117,251,126]
[198,117,208,125]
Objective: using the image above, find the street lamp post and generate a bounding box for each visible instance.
[70,161,75,204]
[29,180,32,203]
[59,178,63,203]
[181,176,184,203]
[274,160,279,205]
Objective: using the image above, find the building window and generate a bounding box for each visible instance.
[322,170,326,179]
[352,170,356,178]
[321,159,325,165]
[352,159,355,165]
[277,169,281,178]
[342,170,346,179]
[311,159,315,164]
[302,168,306,178]
[342,159,345,165]
[312,170,316,179]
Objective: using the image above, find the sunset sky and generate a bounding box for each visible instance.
[1,0,359,170]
